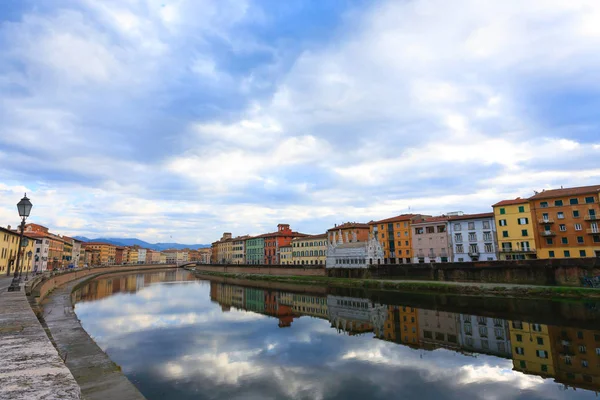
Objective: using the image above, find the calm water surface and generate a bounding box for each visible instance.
[73,270,600,400]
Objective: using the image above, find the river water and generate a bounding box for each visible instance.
[72,269,600,399]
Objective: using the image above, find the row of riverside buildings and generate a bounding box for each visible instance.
[0,222,212,276]
[210,184,600,267]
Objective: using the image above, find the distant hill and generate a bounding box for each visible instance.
[72,236,210,251]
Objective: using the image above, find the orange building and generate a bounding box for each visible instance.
[548,326,600,392]
[529,185,600,259]
[83,242,116,265]
[115,247,126,264]
[369,214,430,264]
[327,222,370,245]
[262,224,306,265]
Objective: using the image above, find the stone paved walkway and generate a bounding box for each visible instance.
[41,278,145,400]
[0,284,81,400]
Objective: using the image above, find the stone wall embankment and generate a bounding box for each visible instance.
[193,264,326,277]
[29,264,177,303]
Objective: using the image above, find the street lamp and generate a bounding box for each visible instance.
[24,250,33,280]
[8,194,32,291]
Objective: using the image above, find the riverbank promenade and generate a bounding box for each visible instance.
[0,276,81,399]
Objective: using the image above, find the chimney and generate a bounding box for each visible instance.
[7,225,10,230]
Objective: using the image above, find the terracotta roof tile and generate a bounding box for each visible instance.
[528,185,600,200]
[492,198,529,207]
[446,212,494,221]
[327,222,370,231]
[369,214,430,225]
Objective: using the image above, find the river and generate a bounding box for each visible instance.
[71,269,600,399]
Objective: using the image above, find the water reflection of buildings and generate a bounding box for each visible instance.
[206,281,600,395]
[72,270,193,303]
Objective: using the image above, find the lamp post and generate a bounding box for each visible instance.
[24,250,33,280]
[8,194,33,292]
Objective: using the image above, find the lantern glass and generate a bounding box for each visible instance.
[17,194,32,218]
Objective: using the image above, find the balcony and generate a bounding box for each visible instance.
[428,253,436,259]
[541,230,556,237]
[586,228,600,235]
[499,248,536,253]
[468,251,480,258]
[538,218,554,224]
[468,236,478,242]
[584,214,599,221]
[454,238,463,243]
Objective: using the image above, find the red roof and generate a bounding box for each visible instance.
[369,214,430,225]
[293,233,327,240]
[327,222,370,231]
[528,185,600,200]
[492,198,529,207]
[412,215,451,225]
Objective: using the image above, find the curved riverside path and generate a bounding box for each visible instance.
[41,277,145,400]
[0,276,81,400]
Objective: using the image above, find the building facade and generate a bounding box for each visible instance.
[418,309,461,350]
[245,236,265,265]
[529,185,600,259]
[279,245,292,265]
[327,222,370,245]
[326,231,384,268]
[83,242,116,265]
[291,233,327,266]
[459,315,512,358]
[137,248,147,264]
[262,224,306,265]
[447,212,498,262]
[509,321,555,377]
[369,214,429,264]
[411,216,452,263]
[492,198,537,260]
[232,236,249,264]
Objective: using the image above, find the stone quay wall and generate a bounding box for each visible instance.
[328,258,600,287]
[29,263,177,303]
[192,264,327,277]
[192,259,600,287]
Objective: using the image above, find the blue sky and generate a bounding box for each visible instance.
[1,0,600,243]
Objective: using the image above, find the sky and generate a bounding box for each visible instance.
[1,0,600,244]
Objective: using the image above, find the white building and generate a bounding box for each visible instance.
[138,248,147,264]
[326,230,384,268]
[32,237,49,273]
[459,314,512,358]
[447,212,498,262]
[327,295,387,335]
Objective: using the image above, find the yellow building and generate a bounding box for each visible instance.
[492,198,537,260]
[214,233,233,264]
[160,253,167,264]
[510,321,555,377]
[128,248,139,264]
[280,245,292,265]
[0,227,35,276]
[62,240,73,268]
[291,234,327,266]
[287,293,328,319]
[232,236,249,264]
[369,214,429,264]
[83,242,116,265]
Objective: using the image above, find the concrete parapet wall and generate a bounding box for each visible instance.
[327,258,600,286]
[193,264,326,277]
[30,264,177,303]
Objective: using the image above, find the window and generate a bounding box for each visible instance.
[455,233,463,242]
[550,250,556,257]
[499,219,507,226]
[596,348,600,356]
[561,237,568,244]
[500,208,506,215]
[502,231,509,238]
[565,356,572,365]
[483,232,492,241]
[454,223,461,231]
[536,350,548,359]
[479,326,488,337]
[546,238,553,245]
[582,360,589,368]
[570,198,579,205]
[494,327,504,339]
[573,210,580,218]
[518,217,529,225]
[594,235,600,243]
[519,360,527,369]
[485,243,494,253]
[515,347,525,355]
[585,196,595,204]
[468,233,477,241]
[557,212,565,219]
[580,250,586,257]
[456,244,464,253]
[468,222,475,230]
[518,205,525,213]
[521,229,528,237]
[540,202,548,208]
[577,331,584,339]
[555,200,564,206]
[577,236,584,244]
[559,224,567,231]
[532,324,542,332]
[579,345,587,353]
[537,337,544,345]
[516,334,523,342]
[575,223,582,231]
[564,250,571,257]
